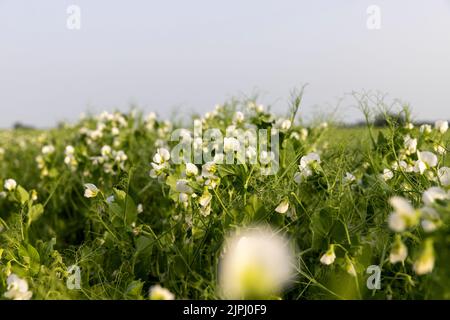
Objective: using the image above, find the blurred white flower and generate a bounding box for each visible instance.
[149,284,175,300]
[300,153,321,169]
[404,122,414,130]
[343,172,356,183]
[137,204,143,214]
[420,207,441,232]
[4,274,32,300]
[41,145,55,155]
[275,200,289,214]
[176,179,193,194]
[435,120,448,134]
[420,124,432,134]
[84,183,99,198]
[403,135,417,155]
[437,167,450,186]
[388,196,419,232]
[185,163,199,177]
[417,151,438,168]
[233,111,245,124]
[320,244,336,265]
[111,127,120,136]
[224,137,240,153]
[219,227,295,299]
[382,169,394,181]
[153,148,170,164]
[413,239,435,275]
[150,148,171,179]
[434,144,446,155]
[422,187,449,206]
[281,119,292,131]
[101,145,112,157]
[413,160,427,175]
[4,179,17,191]
[179,192,189,204]
[389,236,408,264]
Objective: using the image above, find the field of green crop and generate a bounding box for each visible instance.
[0,96,449,300]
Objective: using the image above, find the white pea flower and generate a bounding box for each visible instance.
[413,160,427,175]
[343,172,356,183]
[150,148,171,179]
[106,195,115,204]
[137,204,143,214]
[417,151,438,168]
[381,169,394,181]
[198,190,212,208]
[420,206,440,232]
[233,111,245,124]
[275,199,289,214]
[422,187,449,206]
[246,146,257,162]
[420,124,432,134]
[388,196,419,232]
[389,236,408,264]
[176,179,193,194]
[280,119,292,131]
[224,137,240,153]
[435,120,448,134]
[201,162,217,178]
[41,144,55,155]
[179,192,189,204]
[300,153,321,169]
[344,256,357,277]
[101,145,112,157]
[218,227,295,299]
[403,135,417,155]
[153,148,170,164]
[434,144,446,155]
[4,179,17,191]
[259,151,275,165]
[4,274,33,300]
[320,244,336,265]
[404,122,414,130]
[65,145,75,155]
[413,239,435,275]
[114,150,128,163]
[300,128,308,141]
[184,163,198,177]
[84,183,99,198]
[111,127,120,136]
[149,284,175,300]
[437,167,450,186]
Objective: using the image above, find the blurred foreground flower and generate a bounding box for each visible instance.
[149,284,175,300]
[218,227,295,299]
[4,274,33,300]
[413,239,435,275]
[389,235,408,264]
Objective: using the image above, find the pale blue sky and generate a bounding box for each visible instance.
[1,0,450,127]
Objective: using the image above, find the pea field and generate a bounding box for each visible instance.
[1,95,449,300]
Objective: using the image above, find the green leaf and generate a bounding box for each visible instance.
[126,281,144,299]
[28,204,44,224]
[15,186,29,205]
